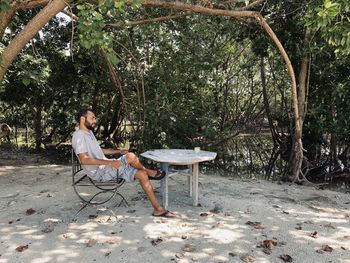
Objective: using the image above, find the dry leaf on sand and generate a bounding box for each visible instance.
[246,221,260,226]
[321,245,333,252]
[105,237,120,245]
[254,223,266,229]
[25,208,35,216]
[309,231,318,238]
[151,237,163,246]
[259,239,278,249]
[262,248,271,255]
[182,244,196,252]
[240,255,255,262]
[15,245,28,252]
[86,239,97,247]
[323,223,336,229]
[279,254,293,262]
[246,221,266,229]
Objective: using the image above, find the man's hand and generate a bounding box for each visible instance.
[111,160,122,169]
[102,148,128,156]
[79,153,122,168]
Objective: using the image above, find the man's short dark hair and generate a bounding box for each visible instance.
[76,108,93,123]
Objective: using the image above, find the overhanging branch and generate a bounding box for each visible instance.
[235,0,265,11]
[141,0,257,18]
[139,0,302,180]
[105,12,191,28]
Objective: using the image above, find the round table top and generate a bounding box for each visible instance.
[141,149,217,165]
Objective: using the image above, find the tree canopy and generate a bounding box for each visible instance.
[1,0,350,184]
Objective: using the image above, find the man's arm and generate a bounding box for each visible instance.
[102,148,128,155]
[78,152,121,169]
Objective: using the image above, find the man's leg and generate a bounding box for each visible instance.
[134,170,175,217]
[125,152,158,177]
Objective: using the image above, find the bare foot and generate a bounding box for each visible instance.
[146,168,157,177]
[147,169,166,180]
[152,209,176,218]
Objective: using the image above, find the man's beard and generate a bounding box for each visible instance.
[84,120,95,131]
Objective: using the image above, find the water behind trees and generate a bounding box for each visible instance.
[206,134,350,193]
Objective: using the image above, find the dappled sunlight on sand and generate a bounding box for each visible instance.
[0,162,349,262]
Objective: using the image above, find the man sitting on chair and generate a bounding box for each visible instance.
[72,108,175,218]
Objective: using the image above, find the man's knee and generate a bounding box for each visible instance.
[134,170,148,181]
[125,152,137,163]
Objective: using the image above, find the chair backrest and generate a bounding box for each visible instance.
[71,148,123,184]
[71,149,83,175]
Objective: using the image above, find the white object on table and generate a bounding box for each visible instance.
[141,149,217,208]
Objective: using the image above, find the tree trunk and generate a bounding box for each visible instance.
[0,9,16,38]
[91,84,100,111]
[25,123,29,148]
[0,0,67,80]
[297,28,311,130]
[14,125,18,147]
[0,0,50,38]
[330,103,338,171]
[287,29,311,182]
[260,55,278,143]
[34,97,43,152]
[330,132,338,171]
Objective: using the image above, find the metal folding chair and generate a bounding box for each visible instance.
[71,149,128,217]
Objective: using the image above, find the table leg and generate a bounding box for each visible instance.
[160,162,169,209]
[192,163,199,206]
[188,164,193,197]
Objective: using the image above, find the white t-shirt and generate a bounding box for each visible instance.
[72,129,109,180]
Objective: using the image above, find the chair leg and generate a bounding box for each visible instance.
[72,201,90,220]
[72,189,129,220]
[72,191,107,220]
[115,192,129,207]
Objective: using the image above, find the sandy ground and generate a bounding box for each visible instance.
[0,152,349,263]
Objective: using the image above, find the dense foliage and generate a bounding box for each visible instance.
[0,0,349,182]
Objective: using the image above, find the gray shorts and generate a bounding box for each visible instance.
[96,155,138,182]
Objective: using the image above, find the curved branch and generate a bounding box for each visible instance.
[236,0,265,11]
[0,0,303,180]
[100,49,126,108]
[11,0,50,10]
[61,10,78,21]
[140,0,302,179]
[0,0,68,80]
[106,12,191,29]
[141,0,257,18]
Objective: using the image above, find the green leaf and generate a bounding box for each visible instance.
[22,78,31,86]
[324,0,332,9]
[107,53,119,65]
[132,0,141,9]
[114,1,122,9]
[0,0,10,12]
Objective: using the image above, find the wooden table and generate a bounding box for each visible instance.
[141,149,217,208]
